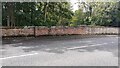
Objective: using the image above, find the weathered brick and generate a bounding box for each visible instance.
[1,26,119,37]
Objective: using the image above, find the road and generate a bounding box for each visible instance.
[0,35,119,66]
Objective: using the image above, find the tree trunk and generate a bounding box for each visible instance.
[6,2,15,27]
[44,3,47,23]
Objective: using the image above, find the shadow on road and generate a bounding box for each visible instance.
[1,35,118,57]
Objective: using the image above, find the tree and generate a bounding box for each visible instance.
[71,1,120,26]
[2,2,73,27]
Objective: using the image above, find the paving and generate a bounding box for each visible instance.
[0,35,119,66]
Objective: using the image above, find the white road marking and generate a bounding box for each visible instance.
[0,53,38,60]
[67,46,88,50]
[111,42,115,43]
[3,43,23,46]
[67,43,109,50]
[0,49,5,51]
[79,41,92,43]
[1,42,115,60]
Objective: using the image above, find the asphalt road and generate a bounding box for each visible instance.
[1,35,119,66]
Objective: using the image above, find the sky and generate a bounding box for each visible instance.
[70,0,79,12]
[70,0,120,11]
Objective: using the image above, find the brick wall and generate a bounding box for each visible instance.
[0,26,119,37]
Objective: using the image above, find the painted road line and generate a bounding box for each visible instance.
[67,43,109,50]
[0,49,5,51]
[79,41,92,43]
[0,53,38,60]
[3,43,23,46]
[67,46,88,50]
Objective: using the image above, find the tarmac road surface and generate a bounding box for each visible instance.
[0,35,119,66]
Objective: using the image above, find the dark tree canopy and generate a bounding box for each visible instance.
[2,2,73,27]
[2,2,120,27]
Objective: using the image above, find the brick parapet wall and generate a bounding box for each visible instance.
[0,26,119,37]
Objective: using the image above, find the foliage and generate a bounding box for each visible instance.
[71,2,120,27]
[2,2,120,27]
[2,2,73,27]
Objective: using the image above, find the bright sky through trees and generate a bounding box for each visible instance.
[70,0,78,12]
